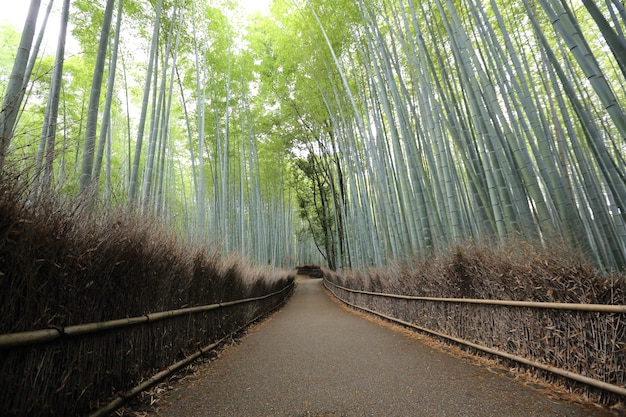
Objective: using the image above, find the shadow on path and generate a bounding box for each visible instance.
[154,279,612,417]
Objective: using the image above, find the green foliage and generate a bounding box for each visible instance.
[292,156,334,259]
[0,25,21,92]
[4,0,626,271]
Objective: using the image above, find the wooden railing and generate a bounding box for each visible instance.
[324,278,626,403]
[0,285,294,349]
[0,280,294,417]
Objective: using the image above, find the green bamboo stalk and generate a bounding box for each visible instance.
[0,0,40,167]
[80,0,116,192]
[129,0,162,203]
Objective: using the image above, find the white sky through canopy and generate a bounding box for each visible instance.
[0,0,272,51]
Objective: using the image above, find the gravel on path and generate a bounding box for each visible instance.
[153,278,614,417]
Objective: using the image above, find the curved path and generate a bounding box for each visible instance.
[155,279,611,417]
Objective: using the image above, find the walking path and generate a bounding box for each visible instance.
[154,279,612,417]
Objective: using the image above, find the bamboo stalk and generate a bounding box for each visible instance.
[324,279,626,313]
[0,282,294,350]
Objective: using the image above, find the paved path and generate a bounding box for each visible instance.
[155,279,612,417]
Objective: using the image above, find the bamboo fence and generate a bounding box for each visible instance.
[324,278,626,405]
[0,281,294,417]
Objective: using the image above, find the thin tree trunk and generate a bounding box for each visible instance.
[79,0,116,192]
[581,0,626,81]
[128,0,162,203]
[192,7,206,236]
[42,0,71,190]
[93,0,124,188]
[141,5,177,210]
[32,0,68,192]
[0,0,40,168]
[12,0,55,135]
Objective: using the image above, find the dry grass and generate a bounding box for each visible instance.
[0,174,295,416]
[329,240,625,304]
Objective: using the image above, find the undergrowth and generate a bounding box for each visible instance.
[0,174,295,334]
[328,239,625,305]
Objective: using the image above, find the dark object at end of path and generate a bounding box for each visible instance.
[296,265,324,278]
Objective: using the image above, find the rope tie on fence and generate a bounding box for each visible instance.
[48,325,65,336]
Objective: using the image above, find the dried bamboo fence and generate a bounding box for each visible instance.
[0,280,294,417]
[323,278,626,405]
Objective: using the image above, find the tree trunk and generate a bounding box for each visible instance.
[0,0,40,168]
[93,0,124,188]
[128,0,162,203]
[79,0,116,192]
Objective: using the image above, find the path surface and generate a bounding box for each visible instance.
[155,279,611,417]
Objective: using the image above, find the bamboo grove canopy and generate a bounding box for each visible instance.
[1,0,626,270]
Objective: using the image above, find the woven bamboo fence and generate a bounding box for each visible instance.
[324,278,626,405]
[0,281,294,417]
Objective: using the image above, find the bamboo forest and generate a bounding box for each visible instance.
[2,0,626,272]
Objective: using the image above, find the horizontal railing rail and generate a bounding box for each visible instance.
[324,278,626,400]
[0,281,294,350]
[325,280,626,313]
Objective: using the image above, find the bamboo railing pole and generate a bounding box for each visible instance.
[87,346,211,417]
[145,303,221,322]
[0,281,294,350]
[64,316,149,336]
[0,329,60,349]
[324,280,626,313]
